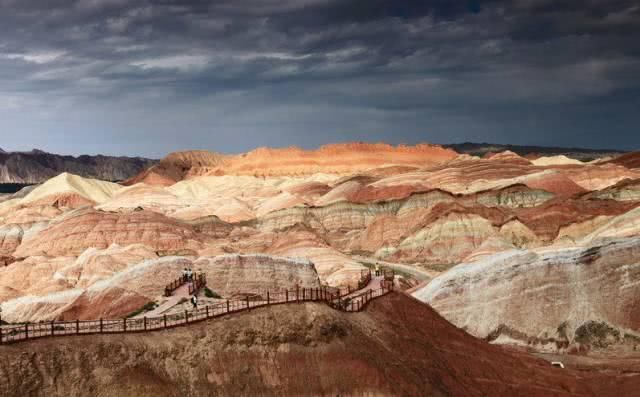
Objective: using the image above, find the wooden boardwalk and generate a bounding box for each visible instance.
[0,270,393,345]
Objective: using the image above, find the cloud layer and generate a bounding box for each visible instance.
[1,0,639,156]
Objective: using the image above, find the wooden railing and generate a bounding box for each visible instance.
[383,269,395,281]
[164,273,206,297]
[164,277,184,297]
[188,273,207,295]
[358,269,372,290]
[0,273,392,345]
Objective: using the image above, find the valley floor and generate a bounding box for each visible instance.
[534,351,640,375]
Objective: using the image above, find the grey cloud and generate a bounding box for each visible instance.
[0,0,638,156]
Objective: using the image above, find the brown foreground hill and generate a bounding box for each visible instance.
[1,293,638,397]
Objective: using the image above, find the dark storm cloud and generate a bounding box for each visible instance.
[0,0,639,156]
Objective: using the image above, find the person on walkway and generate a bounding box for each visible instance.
[191,295,198,309]
[375,264,380,277]
[182,268,188,283]
[187,268,193,282]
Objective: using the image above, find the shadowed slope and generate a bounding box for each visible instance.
[607,151,640,169]
[1,293,637,397]
[0,149,155,184]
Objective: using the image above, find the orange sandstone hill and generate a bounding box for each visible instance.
[125,143,458,185]
[3,144,640,357]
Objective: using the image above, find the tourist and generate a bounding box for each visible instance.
[191,295,198,309]
[182,268,188,283]
[187,268,193,281]
[375,264,380,277]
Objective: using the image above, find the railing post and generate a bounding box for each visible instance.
[100,318,103,333]
[246,296,250,310]
[303,288,305,301]
[25,324,29,340]
[0,326,3,344]
[143,317,147,331]
[296,285,299,301]
[51,320,55,336]
[76,320,80,335]
[226,300,230,313]
[267,291,270,305]
[206,305,210,318]
[123,318,127,332]
[286,290,289,302]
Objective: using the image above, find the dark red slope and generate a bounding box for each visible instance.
[1,293,637,396]
[608,151,640,169]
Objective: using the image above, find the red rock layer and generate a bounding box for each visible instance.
[607,151,640,169]
[124,150,228,186]
[127,143,458,185]
[59,287,150,320]
[13,209,203,258]
[511,198,640,241]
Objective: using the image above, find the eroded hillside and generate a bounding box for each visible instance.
[2,293,638,397]
[0,143,639,354]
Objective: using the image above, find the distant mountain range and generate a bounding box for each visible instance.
[0,148,157,184]
[444,142,626,161]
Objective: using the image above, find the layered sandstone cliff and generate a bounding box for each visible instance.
[414,237,640,352]
[2,145,640,343]
[0,252,321,322]
[13,208,204,258]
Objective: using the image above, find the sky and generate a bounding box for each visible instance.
[0,0,639,158]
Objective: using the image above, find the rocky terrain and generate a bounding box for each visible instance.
[0,142,638,357]
[0,148,156,184]
[414,237,640,352]
[2,293,638,397]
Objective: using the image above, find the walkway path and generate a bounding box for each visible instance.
[134,283,192,318]
[344,275,385,299]
[351,255,438,281]
[0,271,393,345]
